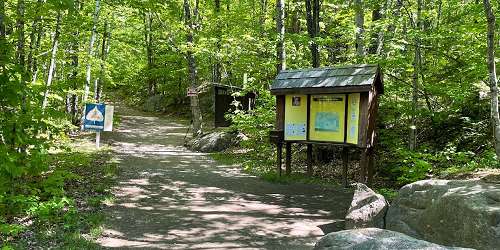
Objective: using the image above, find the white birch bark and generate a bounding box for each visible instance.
[42,12,61,110]
[84,0,101,103]
[483,0,500,158]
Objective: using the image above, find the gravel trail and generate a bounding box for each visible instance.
[97,105,353,249]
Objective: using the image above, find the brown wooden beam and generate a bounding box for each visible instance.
[277,143,283,176]
[367,148,374,186]
[285,142,292,175]
[359,148,368,184]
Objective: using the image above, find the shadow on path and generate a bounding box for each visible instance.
[97,105,353,249]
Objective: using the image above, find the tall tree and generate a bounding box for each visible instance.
[305,0,320,67]
[42,12,62,110]
[0,0,6,72]
[184,0,203,136]
[27,0,44,79]
[84,0,101,103]
[16,0,26,69]
[483,0,500,157]
[144,11,155,96]
[354,0,364,57]
[68,0,81,124]
[213,0,222,83]
[276,0,285,72]
[95,18,111,103]
[409,0,423,151]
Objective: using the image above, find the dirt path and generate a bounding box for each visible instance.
[97,105,353,249]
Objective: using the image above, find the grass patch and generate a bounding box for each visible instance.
[1,140,118,249]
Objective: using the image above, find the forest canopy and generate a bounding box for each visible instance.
[0,0,499,244]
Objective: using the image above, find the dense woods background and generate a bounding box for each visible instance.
[1,0,499,245]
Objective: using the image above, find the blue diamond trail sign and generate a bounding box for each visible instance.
[83,103,114,148]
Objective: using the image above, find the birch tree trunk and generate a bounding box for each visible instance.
[276,0,286,73]
[42,12,61,110]
[84,0,101,103]
[184,0,203,136]
[409,0,423,151]
[483,0,500,158]
[96,19,110,103]
[68,0,81,124]
[354,0,365,57]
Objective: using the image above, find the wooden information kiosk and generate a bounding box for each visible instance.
[269,64,384,186]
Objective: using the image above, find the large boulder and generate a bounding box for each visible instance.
[314,228,471,250]
[188,131,243,153]
[345,183,389,229]
[386,179,500,250]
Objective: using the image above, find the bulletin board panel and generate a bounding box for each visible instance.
[284,95,308,141]
[309,94,346,142]
[346,93,360,144]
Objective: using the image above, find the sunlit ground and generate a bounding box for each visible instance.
[97,106,353,249]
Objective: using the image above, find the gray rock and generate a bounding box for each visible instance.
[386,179,500,250]
[188,131,242,152]
[345,183,389,229]
[314,228,472,250]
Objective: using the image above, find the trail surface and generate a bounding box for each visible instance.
[98,106,353,249]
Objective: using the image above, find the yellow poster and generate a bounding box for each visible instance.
[346,93,360,144]
[309,94,345,142]
[284,95,307,141]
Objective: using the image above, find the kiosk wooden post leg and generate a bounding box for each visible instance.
[359,148,368,183]
[277,143,283,176]
[367,148,374,186]
[285,142,292,175]
[342,147,349,187]
[307,144,313,176]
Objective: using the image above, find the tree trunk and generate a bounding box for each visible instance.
[354,0,364,57]
[27,0,44,78]
[16,0,25,69]
[84,0,101,103]
[305,0,319,67]
[260,0,268,33]
[276,0,286,73]
[68,0,81,124]
[0,0,6,68]
[483,0,500,157]
[31,26,44,84]
[96,19,110,103]
[42,12,61,110]
[409,0,423,151]
[213,0,222,83]
[144,11,155,96]
[184,0,203,136]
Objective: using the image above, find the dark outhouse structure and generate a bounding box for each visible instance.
[213,83,256,127]
[269,64,383,186]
